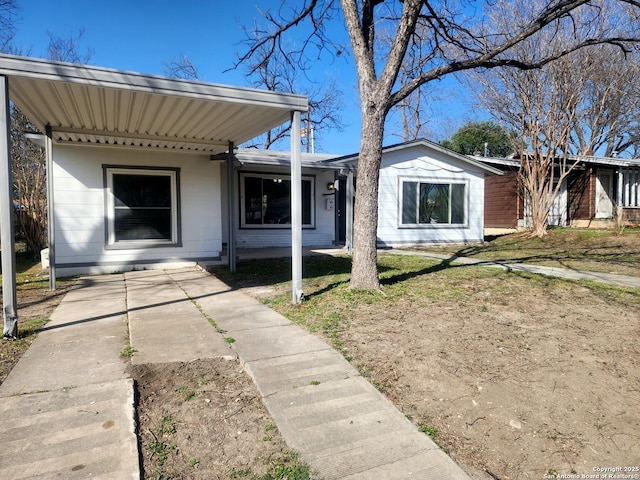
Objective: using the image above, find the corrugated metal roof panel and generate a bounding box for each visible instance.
[0,54,308,155]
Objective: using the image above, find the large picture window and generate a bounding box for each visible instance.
[400,180,466,226]
[240,173,314,228]
[105,167,180,247]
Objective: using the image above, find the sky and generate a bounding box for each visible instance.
[8,0,477,154]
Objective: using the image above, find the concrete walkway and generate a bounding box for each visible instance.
[237,246,640,289]
[386,250,640,289]
[0,274,139,479]
[0,267,470,480]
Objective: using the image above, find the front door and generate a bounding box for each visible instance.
[336,177,347,244]
[596,170,614,218]
[548,179,567,227]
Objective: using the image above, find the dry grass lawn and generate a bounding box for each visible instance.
[214,229,640,479]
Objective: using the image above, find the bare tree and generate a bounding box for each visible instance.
[383,21,442,142]
[238,0,640,289]
[392,58,440,142]
[46,29,94,64]
[477,43,582,237]
[474,0,640,236]
[0,0,18,51]
[164,54,200,80]
[241,40,344,151]
[570,45,640,157]
[10,106,47,254]
[9,32,94,254]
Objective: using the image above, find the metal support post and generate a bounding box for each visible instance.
[46,125,56,290]
[227,142,236,272]
[0,75,18,337]
[291,111,303,304]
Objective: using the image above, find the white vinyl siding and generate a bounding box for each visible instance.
[375,145,487,246]
[229,165,336,248]
[52,145,222,275]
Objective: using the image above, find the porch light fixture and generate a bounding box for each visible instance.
[327,180,339,191]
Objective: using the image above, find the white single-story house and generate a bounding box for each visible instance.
[0,54,322,275]
[46,145,342,278]
[0,53,317,333]
[0,55,501,335]
[333,139,502,247]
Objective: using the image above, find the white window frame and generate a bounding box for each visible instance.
[398,177,469,228]
[239,172,316,229]
[104,166,180,248]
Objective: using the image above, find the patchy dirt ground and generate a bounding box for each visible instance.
[130,359,308,480]
[230,257,640,480]
[338,274,640,479]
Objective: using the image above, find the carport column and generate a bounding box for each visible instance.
[0,75,18,337]
[227,141,236,272]
[46,125,56,290]
[291,110,303,304]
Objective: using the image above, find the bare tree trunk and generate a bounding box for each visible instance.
[237,0,640,290]
[529,186,550,237]
[350,105,385,290]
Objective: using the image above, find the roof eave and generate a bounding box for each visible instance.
[330,139,503,175]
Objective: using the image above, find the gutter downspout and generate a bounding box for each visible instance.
[1,75,18,338]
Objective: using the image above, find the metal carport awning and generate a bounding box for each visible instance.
[0,54,307,153]
[1,54,308,337]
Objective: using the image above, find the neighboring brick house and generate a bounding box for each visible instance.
[477,155,640,229]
